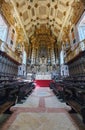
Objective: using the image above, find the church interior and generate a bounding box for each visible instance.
[0,0,85,130]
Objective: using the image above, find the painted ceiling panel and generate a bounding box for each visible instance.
[6,0,83,41]
[39,6,47,15]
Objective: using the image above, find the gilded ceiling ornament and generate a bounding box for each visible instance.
[20,12,22,16]
[62,26,71,42]
[35,3,38,8]
[66,2,69,6]
[37,23,39,25]
[36,17,39,20]
[28,5,31,9]
[47,17,49,20]
[51,24,54,27]
[3,0,82,46]
[81,0,85,5]
[72,1,81,10]
[47,3,50,8]
[54,5,57,9]
[31,19,33,21]
[16,2,19,8]
[16,27,24,43]
[59,24,62,27]
[30,26,56,46]
[0,0,3,5]
[71,1,84,24]
[53,28,59,37]
[1,1,15,25]
[32,24,34,27]
[63,11,66,16]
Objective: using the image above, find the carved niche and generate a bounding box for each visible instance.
[81,0,85,5]
[1,0,15,25]
[71,1,84,24]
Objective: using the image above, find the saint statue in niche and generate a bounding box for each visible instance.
[39,44,47,64]
[41,56,47,64]
[40,57,46,64]
[39,42,47,58]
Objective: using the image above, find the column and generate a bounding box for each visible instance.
[31,44,35,64]
[51,43,55,65]
[36,48,38,64]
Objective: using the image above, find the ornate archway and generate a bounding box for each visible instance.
[27,25,58,73]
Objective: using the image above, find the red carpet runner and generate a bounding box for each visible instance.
[35,80,52,87]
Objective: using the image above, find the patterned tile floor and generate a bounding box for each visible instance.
[1,87,85,130]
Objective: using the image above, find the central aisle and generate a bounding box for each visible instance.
[1,87,79,130]
[10,87,70,110]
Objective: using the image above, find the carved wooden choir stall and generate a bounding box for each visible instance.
[0,50,35,114]
[50,47,85,123]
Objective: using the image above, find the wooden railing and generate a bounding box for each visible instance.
[65,39,85,63]
[0,39,22,64]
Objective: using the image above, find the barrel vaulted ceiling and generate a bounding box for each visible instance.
[2,0,84,43]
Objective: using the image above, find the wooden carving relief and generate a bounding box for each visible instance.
[62,26,71,42]
[36,25,50,35]
[16,27,24,43]
[30,26,56,47]
[71,1,84,24]
[1,1,15,25]
[81,0,85,5]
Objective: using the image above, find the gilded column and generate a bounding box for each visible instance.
[51,43,55,65]
[35,47,38,64]
[81,0,85,5]
[31,43,35,64]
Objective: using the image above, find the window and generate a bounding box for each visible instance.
[10,29,15,46]
[0,14,9,42]
[60,50,64,65]
[70,27,76,44]
[76,11,85,41]
[10,40,13,45]
[22,51,27,65]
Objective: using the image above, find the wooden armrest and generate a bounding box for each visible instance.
[0,101,14,114]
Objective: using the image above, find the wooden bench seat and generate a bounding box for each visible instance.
[0,101,14,114]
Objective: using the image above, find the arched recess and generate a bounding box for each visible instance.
[0,14,9,42]
[76,11,85,41]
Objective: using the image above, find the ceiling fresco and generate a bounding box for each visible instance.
[0,0,84,44]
